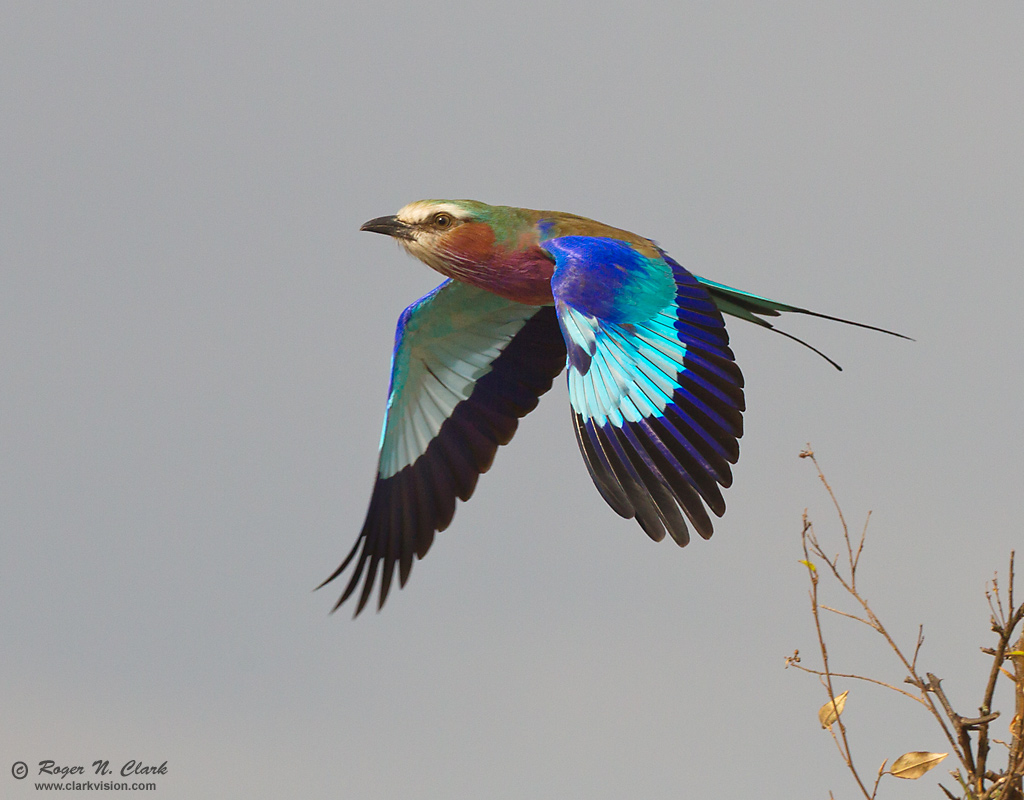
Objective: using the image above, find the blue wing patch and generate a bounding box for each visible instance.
[544,237,745,546]
[320,280,566,615]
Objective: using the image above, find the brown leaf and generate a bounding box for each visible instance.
[889,751,947,779]
[818,690,848,729]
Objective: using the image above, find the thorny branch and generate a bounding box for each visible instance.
[787,447,1024,799]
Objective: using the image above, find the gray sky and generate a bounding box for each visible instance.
[3,3,1022,798]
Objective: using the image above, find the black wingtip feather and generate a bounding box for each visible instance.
[594,424,667,543]
[574,414,634,518]
[615,424,692,546]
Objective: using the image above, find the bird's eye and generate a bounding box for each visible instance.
[433,213,452,229]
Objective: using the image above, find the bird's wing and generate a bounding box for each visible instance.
[321,279,566,615]
[544,236,745,547]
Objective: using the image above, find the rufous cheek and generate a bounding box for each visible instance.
[445,222,497,262]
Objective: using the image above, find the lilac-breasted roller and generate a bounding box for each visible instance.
[321,200,906,615]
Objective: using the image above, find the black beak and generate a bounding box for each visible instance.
[360,215,415,240]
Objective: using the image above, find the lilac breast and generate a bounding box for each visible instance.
[469,247,556,306]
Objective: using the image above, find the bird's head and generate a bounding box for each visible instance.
[360,200,537,278]
[359,200,485,271]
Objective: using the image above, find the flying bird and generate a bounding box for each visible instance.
[321,200,906,615]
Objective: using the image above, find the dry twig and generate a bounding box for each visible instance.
[789,447,1024,799]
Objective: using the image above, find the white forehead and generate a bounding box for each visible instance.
[396,200,468,225]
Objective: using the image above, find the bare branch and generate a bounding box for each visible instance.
[911,625,925,674]
[786,661,928,705]
[939,783,959,800]
[800,508,876,800]
[820,605,873,627]
[1011,551,1016,619]
[926,673,978,776]
[977,553,1024,795]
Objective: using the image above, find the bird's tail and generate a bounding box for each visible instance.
[696,277,912,371]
